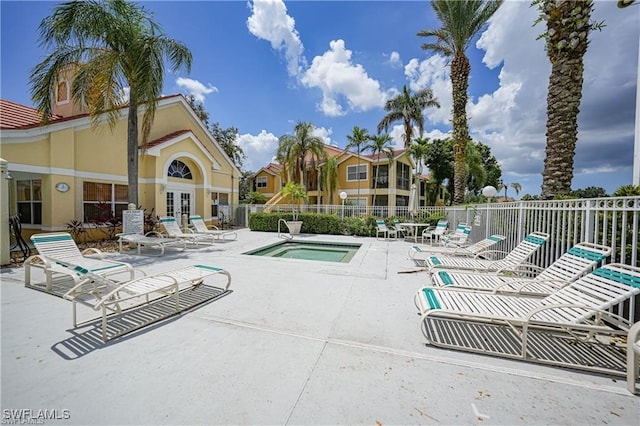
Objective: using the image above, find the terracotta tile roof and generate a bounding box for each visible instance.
[255,162,283,176]
[362,148,407,160]
[0,94,185,131]
[143,129,191,149]
[0,99,63,129]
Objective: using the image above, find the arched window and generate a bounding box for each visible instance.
[167,160,192,179]
[56,81,68,103]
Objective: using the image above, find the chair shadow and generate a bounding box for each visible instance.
[51,286,232,360]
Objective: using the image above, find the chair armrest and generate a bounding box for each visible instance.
[81,247,105,258]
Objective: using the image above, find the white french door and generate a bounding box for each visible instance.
[166,189,194,219]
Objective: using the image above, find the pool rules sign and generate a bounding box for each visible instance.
[123,208,144,235]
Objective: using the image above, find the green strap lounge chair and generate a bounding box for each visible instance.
[25,232,136,292]
[423,231,550,275]
[417,263,640,377]
[423,241,611,297]
[189,215,237,241]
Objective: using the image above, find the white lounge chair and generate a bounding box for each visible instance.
[424,241,612,297]
[424,231,550,275]
[375,220,397,240]
[189,215,237,241]
[421,220,448,244]
[25,232,136,291]
[61,261,232,341]
[159,217,215,245]
[418,263,640,376]
[117,232,187,256]
[409,234,506,260]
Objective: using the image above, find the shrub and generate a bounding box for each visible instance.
[248,212,376,237]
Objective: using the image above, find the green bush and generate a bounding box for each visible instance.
[248,212,377,237]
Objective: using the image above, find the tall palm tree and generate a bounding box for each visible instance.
[344,126,371,204]
[418,0,503,204]
[30,0,192,205]
[535,0,598,199]
[367,133,395,208]
[276,121,326,188]
[377,85,439,149]
[319,156,339,204]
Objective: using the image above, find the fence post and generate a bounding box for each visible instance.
[583,199,594,243]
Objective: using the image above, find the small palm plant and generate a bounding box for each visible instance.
[282,181,308,221]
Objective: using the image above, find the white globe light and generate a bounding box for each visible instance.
[482,186,497,198]
[339,191,348,200]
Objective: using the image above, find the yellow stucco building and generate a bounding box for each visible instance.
[0,91,240,241]
[253,143,428,211]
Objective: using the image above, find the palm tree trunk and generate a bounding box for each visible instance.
[540,1,591,199]
[127,96,139,205]
[452,54,470,204]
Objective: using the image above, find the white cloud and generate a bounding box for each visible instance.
[404,55,452,125]
[388,51,402,68]
[301,39,389,116]
[311,126,334,145]
[247,0,305,76]
[176,77,218,103]
[237,130,279,172]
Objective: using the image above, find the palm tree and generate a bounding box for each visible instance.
[534,0,598,199]
[344,126,371,204]
[319,156,339,204]
[497,181,522,200]
[418,0,503,204]
[277,121,326,188]
[377,85,439,149]
[368,133,395,208]
[31,0,192,205]
[409,136,430,176]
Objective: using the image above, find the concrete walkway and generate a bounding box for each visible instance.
[1,229,638,425]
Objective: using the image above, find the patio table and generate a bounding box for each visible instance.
[398,222,431,243]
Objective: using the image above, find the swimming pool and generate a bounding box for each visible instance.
[244,240,361,263]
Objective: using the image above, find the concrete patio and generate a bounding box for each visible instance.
[1,229,638,425]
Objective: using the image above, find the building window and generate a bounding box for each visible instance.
[347,164,367,182]
[396,163,410,191]
[256,176,267,188]
[83,181,129,222]
[371,165,389,188]
[56,81,68,103]
[17,179,42,225]
[167,160,192,179]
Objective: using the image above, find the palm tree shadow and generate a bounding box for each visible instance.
[51,286,232,360]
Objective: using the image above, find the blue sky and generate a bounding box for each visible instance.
[1,0,638,198]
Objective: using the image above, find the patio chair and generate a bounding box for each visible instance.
[159,217,216,245]
[25,232,136,291]
[421,220,448,244]
[189,215,238,241]
[392,219,407,238]
[417,263,640,377]
[117,232,187,256]
[437,223,472,247]
[423,231,550,275]
[60,260,232,341]
[375,220,397,240]
[409,234,506,260]
[424,241,611,297]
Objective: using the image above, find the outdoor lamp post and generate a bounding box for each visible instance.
[339,191,347,220]
[481,185,498,238]
[482,185,497,202]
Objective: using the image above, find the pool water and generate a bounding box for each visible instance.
[244,240,361,263]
